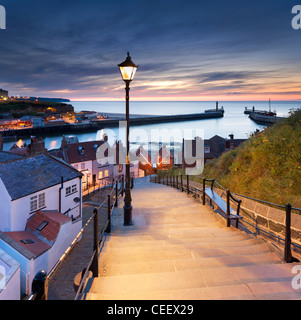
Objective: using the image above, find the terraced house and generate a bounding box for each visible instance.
[0,153,83,296]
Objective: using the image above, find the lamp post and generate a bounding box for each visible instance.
[118,52,138,226]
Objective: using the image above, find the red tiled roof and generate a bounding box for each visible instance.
[63,140,105,164]
[26,211,71,242]
[4,231,51,258]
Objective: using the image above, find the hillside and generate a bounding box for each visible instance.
[196,108,301,208]
[0,100,74,117]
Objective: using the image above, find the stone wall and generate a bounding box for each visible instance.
[214,187,301,246]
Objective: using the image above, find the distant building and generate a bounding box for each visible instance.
[49,136,114,190]
[182,134,247,172]
[135,145,153,176]
[0,89,8,100]
[7,136,47,157]
[154,144,174,171]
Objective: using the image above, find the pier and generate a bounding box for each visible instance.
[0,111,224,138]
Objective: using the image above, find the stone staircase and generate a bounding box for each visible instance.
[81,177,301,300]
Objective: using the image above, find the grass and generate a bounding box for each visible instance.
[158,108,301,209]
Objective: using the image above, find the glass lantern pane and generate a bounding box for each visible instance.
[120,66,137,81]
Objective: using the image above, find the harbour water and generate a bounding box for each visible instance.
[2,100,300,151]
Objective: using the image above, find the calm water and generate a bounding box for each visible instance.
[3,100,300,151]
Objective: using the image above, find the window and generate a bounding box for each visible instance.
[38,193,45,208]
[36,221,48,232]
[74,164,78,170]
[81,163,85,170]
[20,239,35,244]
[204,146,211,154]
[30,193,45,212]
[66,185,77,196]
[30,196,37,212]
[98,171,103,180]
[66,186,71,196]
[104,170,109,177]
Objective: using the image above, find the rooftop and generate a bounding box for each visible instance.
[0,151,24,163]
[0,153,82,200]
[0,210,71,260]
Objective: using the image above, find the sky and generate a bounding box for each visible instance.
[0,0,301,101]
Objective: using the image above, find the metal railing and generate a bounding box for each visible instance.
[27,176,125,300]
[151,174,301,263]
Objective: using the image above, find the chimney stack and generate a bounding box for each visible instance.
[61,135,67,149]
[0,134,3,152]
[29,136,47,155]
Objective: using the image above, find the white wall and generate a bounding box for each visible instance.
[0,178,12,232]
[0,267,20,300]
[9,177,81,231]
[72,160,92,186]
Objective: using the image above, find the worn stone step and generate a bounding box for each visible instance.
[99,243,274,265]
[86,263,300,298]
[99,252,282,277]
[87,270,207,296]
[83,283,256,300]
[83,280,301,300]
[101,238,261,253]
[104,233,255,248]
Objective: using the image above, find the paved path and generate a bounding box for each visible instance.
[81,177,301,300]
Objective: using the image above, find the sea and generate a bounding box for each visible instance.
[2,100,300,152]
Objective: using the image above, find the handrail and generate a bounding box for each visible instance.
[151,174,301,263]
[74,176,124,300]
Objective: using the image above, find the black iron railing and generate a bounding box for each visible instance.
[151,174,301,263]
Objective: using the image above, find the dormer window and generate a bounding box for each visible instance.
[204,146,211,154]
[78,146,85,155]
[20,239,35,244]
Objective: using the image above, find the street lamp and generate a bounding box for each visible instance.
[118,52,138,226]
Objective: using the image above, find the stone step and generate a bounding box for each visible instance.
[104,233,255,248]
[82,280,301,300]
[99,243,274,265]
[86,263,300,298]
[108,226,246,238]
[101,238,262,253]
[99,252,282,277]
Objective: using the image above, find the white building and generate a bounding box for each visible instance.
[0,248,20,300]
[0,153,83,296]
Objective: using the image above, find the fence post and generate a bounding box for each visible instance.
[226,190,231,227]
[121,175,124,196]
[115,181,118,207]
[106,195,111,234]
[91,208,99,277]
[202,179,206,205]
[31,270,48,300]
[187,175,189,194]
[181,175,183,192]
[284,203,298,263]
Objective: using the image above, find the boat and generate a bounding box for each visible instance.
[244,99,276,115]
[249,111,284,125]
